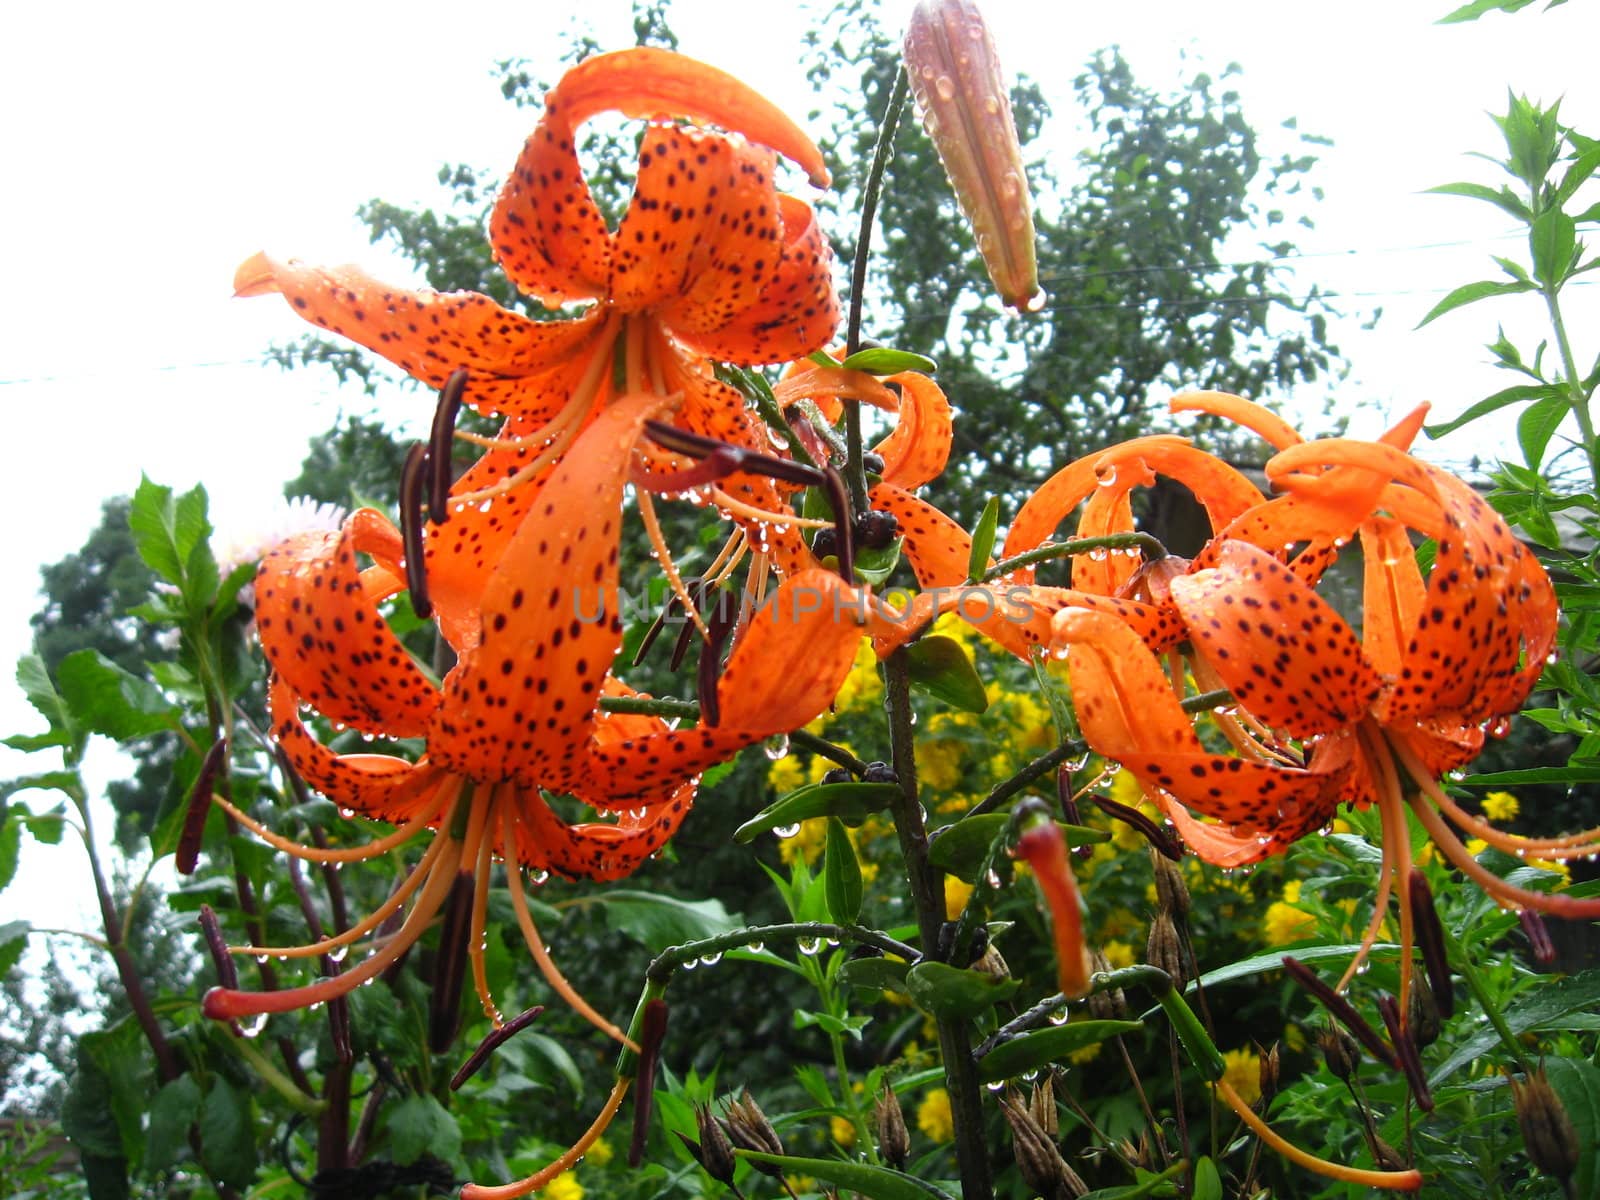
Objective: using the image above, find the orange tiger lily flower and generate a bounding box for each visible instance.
[202,392,871,1055]
[1054,429,1600,1004]
[235,47,840,574]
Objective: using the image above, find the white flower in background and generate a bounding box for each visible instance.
[214,497,347,608]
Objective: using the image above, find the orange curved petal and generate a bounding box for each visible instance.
[503,785,691,882]
[872,371,953,490]
[233,253,605,415]
[1359,515,1425,684]
[664,194,841,365]
[430,392,671,791]
[255,515,440,739]
[1170,391,1303,451]
[1169,541,1381,740]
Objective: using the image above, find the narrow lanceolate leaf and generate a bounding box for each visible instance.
[735,1150,958,1200]
[838,346,938,375]
[823,818,863,924]
[967,495,1001,582]
[734,782,899,842]
[1517,392,1572,471]
[903,0,1041,311]
[1416,279,1536,327]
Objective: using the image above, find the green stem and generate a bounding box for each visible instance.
[1442,924,1533,1074]
[981,532,1169,583]
[884,650,993,1200]
[843,65,911,516]
[1540,285,1600,491]
[227,1035,325,1118]
[598,695,700,720]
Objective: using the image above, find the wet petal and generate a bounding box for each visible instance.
[873,371,954,490]
[1170,541,1381,739]
[255,512,440,738]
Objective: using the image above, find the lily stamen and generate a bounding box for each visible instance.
[398,442,432,619]
[428,368,469,524]
[211,788,448,866]
[460,1078,631,1200]
[638,488,712,641]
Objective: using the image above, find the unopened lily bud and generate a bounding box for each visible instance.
[1318,1024,1361,1081]
[1146,912,1185,989]
[1509,1068,1580,1185]
[1150,847,1190,918]
[1014,811,1092,997]
[723,1088,784,1177]
[903,0,1041,311]
[1000,1089,1086,1199]
[874,1086,911,1169]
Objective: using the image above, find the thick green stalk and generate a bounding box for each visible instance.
[884,650,993,1200]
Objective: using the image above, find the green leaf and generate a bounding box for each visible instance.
[905,961,1019,1019]
[1531,209,1577,288]
[1544,1057,1600,1200]
[794,1008,872,1040]
[1557,143,1600,207]
[1518,392,1572,471]
[838,347,938,375]
[853,536,904,587]
[1423,384,1557,439]
[836,956,912,993]
[0,771,84,808]
[734,782,898,842]
[0,818,19,896]
[1416,279,1536,327]
[518,1032,584,1099]
[977,1019,1143,1083]
[1425,180,1531,222]
[64,1020,149,1168]
[0,920,30,975]
[1192,1156,1223,1200]
[146,1075,202,1173]
[56,650,180,742]
[198,1077,256,1189]
[905,636,988,713]
[129,476,212,590]
[1439,0,1543,22]
[823,818,863,924]
[735,1150,957,1200]
[14,654,76,749]
[930,815,1106,883]
[1080,1161,1192,1200]
[1432,970,1600,1085]
[1186,943,1400,997]
[587,890,741,952]
[1458,765,1600,786]
[387,1093,461,1166]
[967,496,1001,582]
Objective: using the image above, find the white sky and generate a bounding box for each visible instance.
[0,0,1595,937]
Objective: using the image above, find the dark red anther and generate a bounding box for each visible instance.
[696,590,741,729]
[177,739,227,875]
[1519,909,1556,966]
[1407,873,1455,1018]
[642,420,826,488]
[1056,764,1093,860]
[628,999,671,1168]
[428,872,474,1053]
[398,442,432,620]
[635,577,708,670]
[821,465,855,582]
[1376,993,1434,1111]
[1090,792,1183,862]
[428,369,468,526]
[199,904,239,992]
[450,1004,546,1091]
[1282,956,1400,1070]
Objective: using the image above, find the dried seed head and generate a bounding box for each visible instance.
[1371,1136,1410,1173]
[1258,1042,1281,1108]
[1000,1089,1085,1199]
[1407,972,1442,1050]
[874,1086,911,1169]
[1146,912,1185,989]
[1085,949,1128,1022]
[1150,847,1190,917]
[1318,1024,1361,1082]
[689,1102,740,1186]
[1509,1068,1581,1184]
[973,942,1010,981]
[1028,1076,1058,1139]
[902,0,1041,311]
[723,1088,784,1177]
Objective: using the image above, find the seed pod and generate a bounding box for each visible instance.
[1146,912,1185,990]
[1085,949,1128,1022]
[1510,1068,1581,1185]
[1150,847,1190,918]
[1028,1076,1058,1140]
[874,1086,911,1169]
[1318,1024,1361,1082]
[723,1089,785,1178]
[684,1102,739,1187]
[1258,1042,1281,1108]
[902,0,1041,311]
[1000,1088,1086,1199]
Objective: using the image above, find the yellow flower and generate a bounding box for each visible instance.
[830,1115,856,1146]
[944,875,975,920]
[1482,791,1520,822]
[917,738,967,792]
[541,1171,584,1200]
[779,818,829,868]
[786,1176,819,1197]
[1101,939,1136,969]
[1527,856,1571,884]
[1466,837,1489,857]
[916,1088,954,1143]
[1262,880,1315,946]
[1068,1041,1102,1065]
[584,1137,613,1168]
[769,755,806,795]
[1221,1048,1261,1107]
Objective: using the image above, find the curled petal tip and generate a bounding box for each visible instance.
[232,251,282,298]
[201,986,239,1022]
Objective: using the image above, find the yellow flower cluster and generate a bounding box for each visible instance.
[1262,880,1316,946]
[1221,1047,1262,1106]
[916,1087,954,1143]
[1482,790,1520,822]
[540,1171,584,1200]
